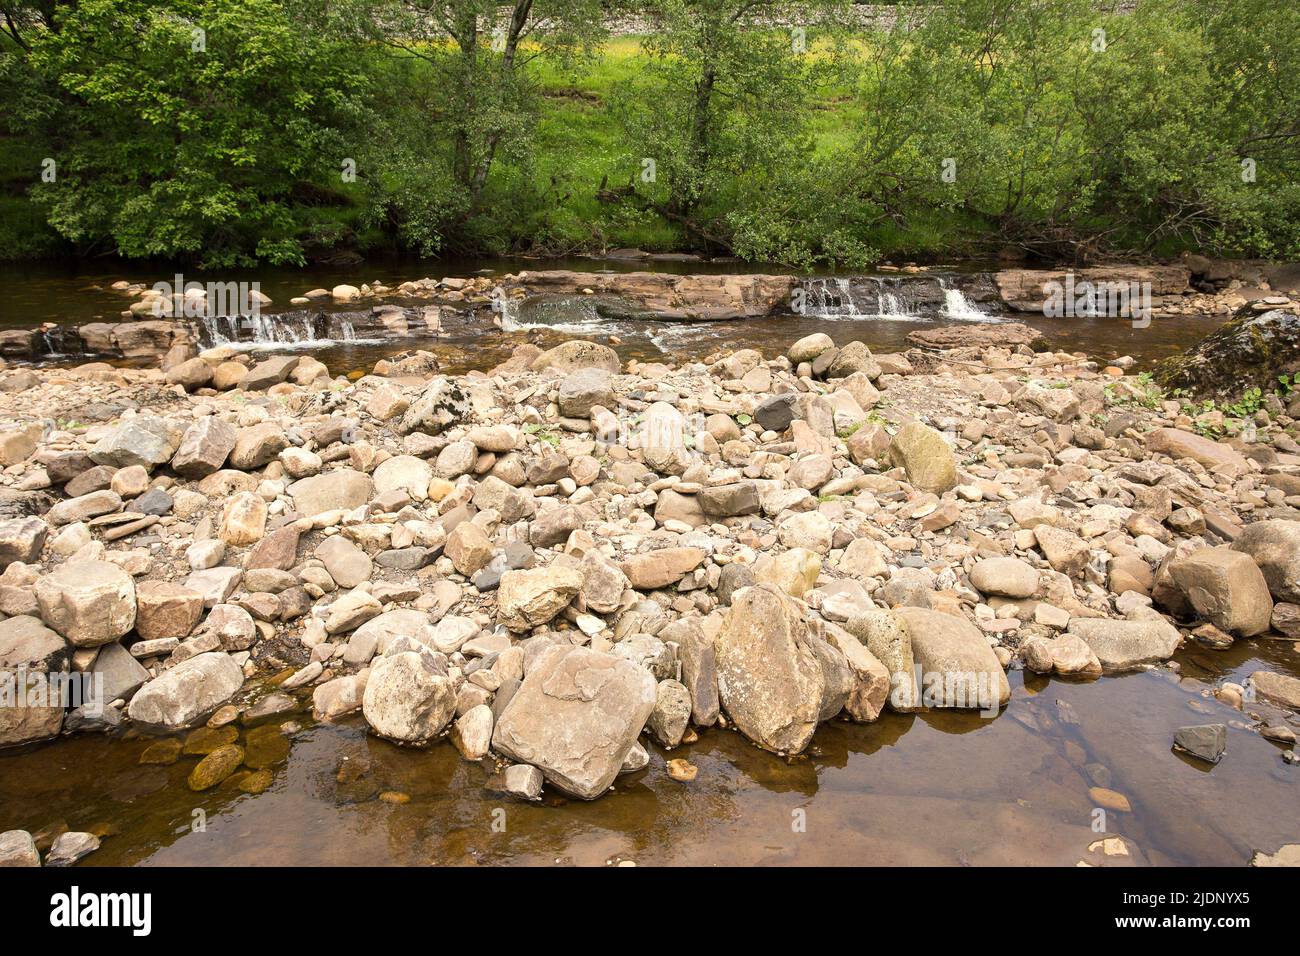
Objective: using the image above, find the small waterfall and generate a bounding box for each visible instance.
[799,274,1000,322]
[800,277,918,320]
[196,310,373,350]
[938,278,992,321]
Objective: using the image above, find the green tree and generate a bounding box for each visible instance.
[337,0,604,254]
[27,0,366,266]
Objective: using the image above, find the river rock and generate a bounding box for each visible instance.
[0,615,69,747]
[661,618,718,726]
[362,649,456,745]
[188,743,246,790]
[35,560,136,647]
[400,377,469,435]
[888,421,957,493]
[646,678,692,748]
[1068,618,1183,672]
[1173,723,1227,764]
[619,547,706,590]
[1168,547,1272,636]
[969,556,1038,599]
[451,704,494,759]
[135,580,204,641]
[127,651,244,730]
[558,367,615,417]
[373,455,433,500]
[47,489,121,526]
[89,418,178,471]
[789,332,835,363]
[825,625,891,721]
[219,491,267,546]
[315,536,373,588]
[844,607,916,710]
[531,339,620,374]
[228,422,288,470]
[895,606,1010,709]
[171,417,237,478]
[1249,670,1300,709]
[1232,519,1300,603]
[497,566,584,631]
[240,355,299,391]
[715,584,823,754]
[0,830,40,866]
[491,644,657,799]
[1144,427,1249,477]
[0,516,47,569]
[46,832,100,867]
[826,340,881,380]
[287,469,374,516]
[754,393,799,432]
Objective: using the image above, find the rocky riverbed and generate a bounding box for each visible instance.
[1,315,1298,867]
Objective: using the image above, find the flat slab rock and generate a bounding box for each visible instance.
[491,644,656,800]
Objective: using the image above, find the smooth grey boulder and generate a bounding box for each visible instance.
[1068,618,1183,673]
[126,651,244,730]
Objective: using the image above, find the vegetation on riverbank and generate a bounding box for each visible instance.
[2,0,1298,269]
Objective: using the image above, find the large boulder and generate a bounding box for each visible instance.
[1156,306,1300,399]
[1232,519,1300,603]
[888,421,957,493]
[126,652,244,730]
[1067,618,1183,673]
[492,644,656,800]
[34,560,136,648]
[1168,547,1272,636]
[895,607,1010,709]
[362,649,457,745]
[715,584,824,754]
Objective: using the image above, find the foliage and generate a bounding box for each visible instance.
[0,0,1298,265]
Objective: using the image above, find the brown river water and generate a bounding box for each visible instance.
[0,257,1294,866]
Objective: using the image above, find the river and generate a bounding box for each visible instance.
[0,256,1293,867]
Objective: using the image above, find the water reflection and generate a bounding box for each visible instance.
[0,641,1294,867]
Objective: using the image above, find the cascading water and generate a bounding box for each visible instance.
[799,274,1000,323]
[937,277,993,321]
[197,311,367,350]
[799,276,924,320]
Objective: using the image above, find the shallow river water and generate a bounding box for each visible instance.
[0,257,1295,867]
